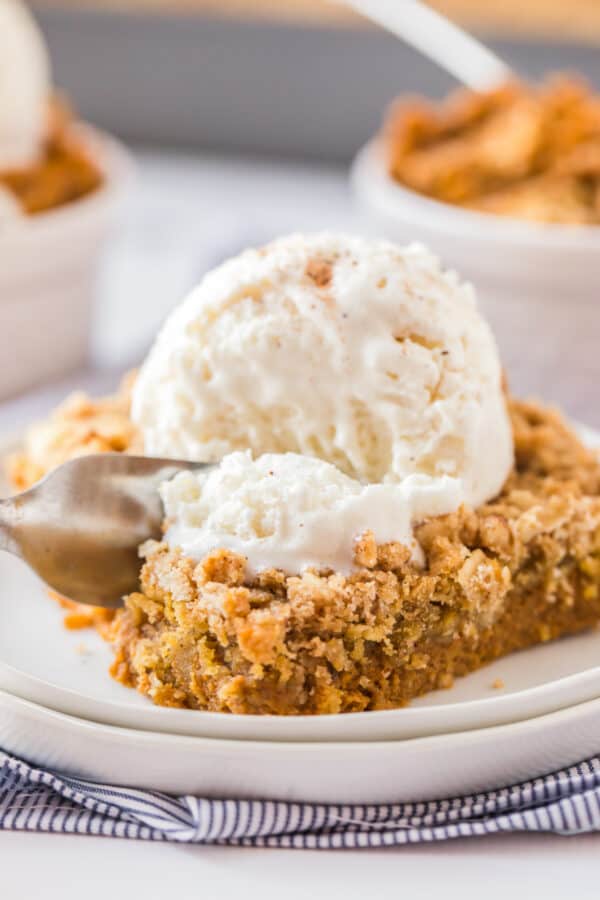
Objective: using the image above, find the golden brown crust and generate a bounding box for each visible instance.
[384,75,600,223]
[107,398,600,715]
[0,98,103,215]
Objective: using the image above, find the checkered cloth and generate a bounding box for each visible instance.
[2,750,600,847]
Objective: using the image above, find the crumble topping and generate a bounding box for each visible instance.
[0,98,103,215]
[7,372,140,492]
[384,76,600,224]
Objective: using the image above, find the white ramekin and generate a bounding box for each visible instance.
[0,126,133,400]
[352,140,600,427]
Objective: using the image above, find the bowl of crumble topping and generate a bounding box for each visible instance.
[0,121,132,399]
[0,0,132,399]
[352,75,600,424]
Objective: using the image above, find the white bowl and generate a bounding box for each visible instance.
[0,126,133,400]
[352,140,600,425]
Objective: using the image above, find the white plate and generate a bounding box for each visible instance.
[2,428,600,743]
[3,688,600,803]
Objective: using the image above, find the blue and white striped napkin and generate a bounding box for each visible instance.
[2,750,600,847]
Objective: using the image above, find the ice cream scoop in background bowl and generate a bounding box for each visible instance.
[0,0,133,400]
[352,140,600,430]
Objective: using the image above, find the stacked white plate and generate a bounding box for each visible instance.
[3,436,600,804]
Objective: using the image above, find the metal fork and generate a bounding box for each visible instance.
[0,454,210,608]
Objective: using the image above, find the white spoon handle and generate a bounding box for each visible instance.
[0,499,20,556]
[344,0,511,91]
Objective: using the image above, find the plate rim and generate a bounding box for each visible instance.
[4,685,600,752]
[5,686,600,802]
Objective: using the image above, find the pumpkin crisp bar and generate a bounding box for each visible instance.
[10,390,600,714]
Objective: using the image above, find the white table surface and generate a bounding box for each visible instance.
[3,832,600,898]
[2,148,600,888]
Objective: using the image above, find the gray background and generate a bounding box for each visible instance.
[33,6,600,161]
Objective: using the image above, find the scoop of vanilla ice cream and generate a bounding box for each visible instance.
[161,451,463,574]
[0,0,51,169]
[134,232,513,510]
